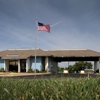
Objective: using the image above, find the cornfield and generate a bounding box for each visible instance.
[0,77,100,100]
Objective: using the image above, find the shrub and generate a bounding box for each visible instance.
[28,69,33,73]
[34,69,39,73]
[0,68,5,72]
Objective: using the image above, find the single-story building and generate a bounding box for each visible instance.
[0,48,100,73]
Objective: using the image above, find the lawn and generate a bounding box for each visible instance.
[0,77,100,100]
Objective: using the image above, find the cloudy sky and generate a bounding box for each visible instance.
[0,0,100,52]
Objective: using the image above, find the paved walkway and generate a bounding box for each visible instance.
[0,72,99,78]
[0,72,51,77]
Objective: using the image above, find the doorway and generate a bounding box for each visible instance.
[20,59,26,72]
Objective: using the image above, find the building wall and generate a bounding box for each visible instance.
[30,57,41,71]
[0,59,4,69]
[48,57,58,73]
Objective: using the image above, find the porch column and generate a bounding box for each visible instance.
[99,58,100,73]
[26,58,30,72]
[18,60,20,73]
[45,57,49,72]
[4,60,9,72]
[95,58,100,73]
[94,61,98,72]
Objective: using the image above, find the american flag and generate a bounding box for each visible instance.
[38,22,50,33]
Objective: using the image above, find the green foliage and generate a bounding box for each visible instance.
[68,61,92,73]
[28,69,40,73]
[58,67,64,73]
[0,68,5,72]
[74,61,92,69]
[28,69,33,73]
[34,69,39,73]
[0,77,100,100]
[67,65,75,73]
[39,70,47,73]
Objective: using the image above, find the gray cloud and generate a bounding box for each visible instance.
[0,0,100,52]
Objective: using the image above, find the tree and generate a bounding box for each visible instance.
[67,61,92,73]
[57,66,64,72]
[67,65,75,73]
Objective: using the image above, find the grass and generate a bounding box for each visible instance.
[0,77,100,100]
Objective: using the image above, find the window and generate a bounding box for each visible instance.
[7,54,19,56]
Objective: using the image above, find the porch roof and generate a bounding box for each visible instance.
[45,49,100,57]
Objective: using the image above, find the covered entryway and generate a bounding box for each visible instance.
[47,49,100,73]
[9,60,18,72]
[6,59,26,72]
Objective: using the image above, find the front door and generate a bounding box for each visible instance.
[9,60,18,72]
[20,59,26,72]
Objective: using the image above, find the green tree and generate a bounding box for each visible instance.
[67,61,92,73]
[57,66,64,72]
[67,65,75,73]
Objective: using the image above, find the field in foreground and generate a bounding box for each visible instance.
[0,77,100,100]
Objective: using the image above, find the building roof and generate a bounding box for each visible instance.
[0,49,51,59]
[0,49,100,59]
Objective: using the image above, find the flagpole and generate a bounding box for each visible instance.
[34,19,38,73]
